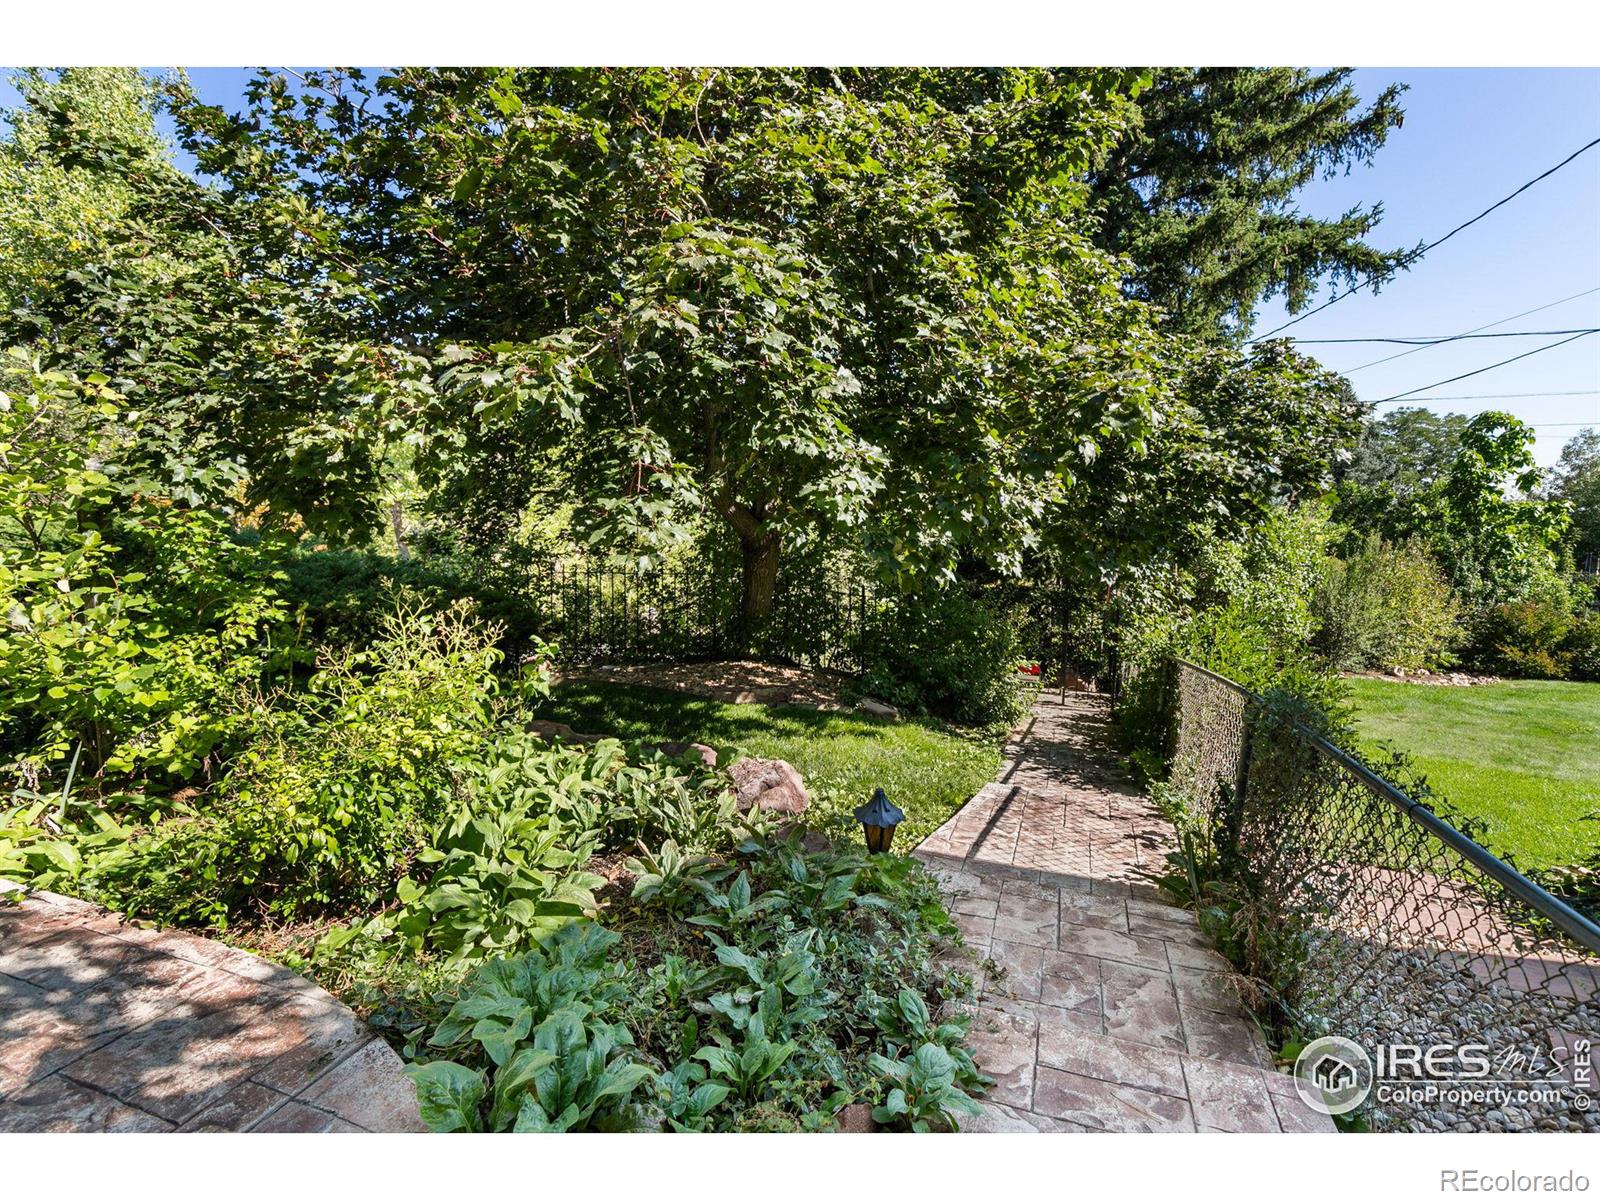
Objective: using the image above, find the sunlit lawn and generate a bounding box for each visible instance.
[537,681,1002,850]
[1347,677,1600,873]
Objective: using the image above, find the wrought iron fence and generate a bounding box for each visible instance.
[1126,658,1599,1132]
[520,558,879,675]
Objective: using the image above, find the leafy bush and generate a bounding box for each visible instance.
[382,802,604,963]
[1313,534,1461,671]
[0,357,297,786]
[1469,600,1573,679]
[332,732,738,961]
[869,1042,983,1132]
[860,586,1031,727]
[1111,505,1352,767]
[280,543,546,654]
[91,605,510,925]
[1562,612,1600,683]
[401,828,986,1133]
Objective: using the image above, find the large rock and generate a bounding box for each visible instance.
[835,1103,878,1133]
[728,756,809,815]
[856,698,900,719]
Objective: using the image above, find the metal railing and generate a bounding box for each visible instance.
[520,558,880,675]
[1129,658,1599,1132]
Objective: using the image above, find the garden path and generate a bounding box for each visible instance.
[915,689,1334,1133]
[0,883,424,1132]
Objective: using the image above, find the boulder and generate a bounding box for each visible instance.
[835,1103,877,1133]
[857,697,900,719]
[728,756,809,815]
[655,740,718,769]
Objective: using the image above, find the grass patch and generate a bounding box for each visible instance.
[1347,677,1600,873]
[538,681,1002,848]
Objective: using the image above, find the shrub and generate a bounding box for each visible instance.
[1173,503,1349,726]
[1560,612,1600,683]
[92,605,510,924]
[1313,535,1461,672]
[1469,600,1573,679]
[280,543,545,654]
[1110,505,1353,767]
[860,586,1030,727]
[0,360,297,786]
[330,733,738,962]
[405,923,653,1132]
[401,829,987,1132]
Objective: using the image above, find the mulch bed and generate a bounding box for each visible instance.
[556,659,861,710]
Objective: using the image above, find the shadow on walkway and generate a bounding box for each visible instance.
[914,690,1332,1133]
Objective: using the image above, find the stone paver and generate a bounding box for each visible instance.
[917,689,1334,1134]
[0,883,424,1133]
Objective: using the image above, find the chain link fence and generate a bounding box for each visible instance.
[1123,657,1599,1132]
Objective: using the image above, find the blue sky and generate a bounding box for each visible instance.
[5,66,1598,466]
[1249,68,1600,467]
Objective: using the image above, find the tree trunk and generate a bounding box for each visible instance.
[738,533,781,642]
[389,499,411,562]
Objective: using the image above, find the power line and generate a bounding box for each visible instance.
[1295,327,1599,345]
[1343,286,1600,373]
[1251,135,1600,342]
[1374,329,1600,404]
[1392,389,1598,401]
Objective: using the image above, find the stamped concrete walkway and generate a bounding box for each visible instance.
[0,883,424,1132]
[916,690,1334,1133]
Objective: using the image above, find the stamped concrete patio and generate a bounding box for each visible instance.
[916,689,1334,1133]
[0,883,424,1132]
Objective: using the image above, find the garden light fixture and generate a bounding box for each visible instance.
[855,787,905,854]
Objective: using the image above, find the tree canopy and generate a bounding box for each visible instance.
[1333,411,1569,606]
[3,67,1366,625]
[1339,406,1471,494]
[1087,68,1409,339]
[1548,427,1600,566]
[0,68,171,319]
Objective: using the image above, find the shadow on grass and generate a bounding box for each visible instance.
[542,680,980,750]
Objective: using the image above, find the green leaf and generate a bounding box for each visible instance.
[473,1005,533,1067]
[405,1061,486,1132]
[896,987,930,1031]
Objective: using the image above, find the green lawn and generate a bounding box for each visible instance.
[1346,677,1600,873]
[537,681,1002,849]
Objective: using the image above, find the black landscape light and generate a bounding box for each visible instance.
[854,787,905,854]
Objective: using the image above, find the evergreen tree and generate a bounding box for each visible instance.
[1086,68,1409,338]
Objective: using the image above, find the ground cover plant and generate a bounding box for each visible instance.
[1347,676,1600,874]
[400,831,988,1132]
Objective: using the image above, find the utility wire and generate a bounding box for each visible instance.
[1294,328,1599,345]
[1374,329,1600,404]
[1250,135,1600,342]
[1399,389,1598,401]
[1342,286,1600,373]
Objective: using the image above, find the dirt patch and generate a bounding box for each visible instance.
[556,659,866,712]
